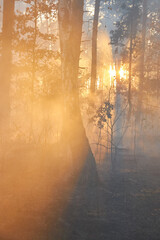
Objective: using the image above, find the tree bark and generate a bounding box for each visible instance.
[58,0,98,183]
[138,0,147,113]
[128,0,135,117]
[91,0,101,93]
[29,0,38,140]
[0,0,15,138]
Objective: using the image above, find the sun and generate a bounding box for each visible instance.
[119,67,127,80]
[109,65,116,78]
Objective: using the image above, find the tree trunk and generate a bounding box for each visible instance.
[115,59,123,148]
[29,0,38,141]
[0,0,15,139]
[91,0,101,93]
[58,0,98,183]
[138,0,147,113]
[128,0,135,117]
[156,53,160,100]
[32,0,37,99]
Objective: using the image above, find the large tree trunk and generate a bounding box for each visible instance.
[0,0,15,139]
[58,0,98,183]
[90,0,101,93]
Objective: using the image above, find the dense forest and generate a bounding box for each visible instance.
[0,0,160,239]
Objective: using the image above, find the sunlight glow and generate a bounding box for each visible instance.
[97,76,100,89]
[109,65,116,78]
[109,65,127,88]
[109,65,116,86]
[119,66,127,80]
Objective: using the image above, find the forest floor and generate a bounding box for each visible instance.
[0,144,160,240]
[59,149,160,240]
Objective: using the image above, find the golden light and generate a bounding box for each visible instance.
[109,65,116,78]
[109,65,116,86]
[119,66,127,80]
[97,76,100,89]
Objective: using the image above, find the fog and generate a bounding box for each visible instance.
[0,0,160,239]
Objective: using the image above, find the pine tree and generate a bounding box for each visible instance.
[58,0,98,183]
